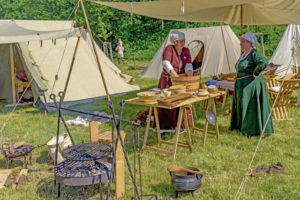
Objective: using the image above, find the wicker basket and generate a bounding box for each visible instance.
[137,91,161,102]
[171,74,201,93]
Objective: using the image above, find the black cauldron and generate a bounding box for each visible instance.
[169,167,202,198]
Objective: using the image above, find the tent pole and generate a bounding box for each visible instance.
[293,32,298,73]
[240,4,243,37]
[79,0,111,101]
[220,26,231,73]
[63,27,83,101]
[9,44,16,104]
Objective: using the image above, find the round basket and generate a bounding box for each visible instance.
[207,85,218,93]
[137,91,160,103]
[171,74,200,93]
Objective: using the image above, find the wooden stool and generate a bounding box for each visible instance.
[89,122,126,199]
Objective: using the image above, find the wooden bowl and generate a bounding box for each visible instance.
[137,91,160,102]
[169,85,186,95]
[198,90,209,96]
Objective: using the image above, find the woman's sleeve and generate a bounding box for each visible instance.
[162,46,174,73]
[253,51,268,75]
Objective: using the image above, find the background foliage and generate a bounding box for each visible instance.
[0,0,287,60]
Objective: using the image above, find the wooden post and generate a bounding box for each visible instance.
[9,44,16,104]
[260,34,265,56]
[240,4,243,37]
[63,27,83,100]
[98,131,126,198]
[79,0,111,101]
[109,42,113,61]
[89,121,99,142]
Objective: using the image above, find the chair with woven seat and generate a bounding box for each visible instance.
[268,78,300,120]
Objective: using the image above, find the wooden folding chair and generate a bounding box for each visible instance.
[268,79,300,120]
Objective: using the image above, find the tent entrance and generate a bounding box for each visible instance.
[0,44,34,104]
[188,40,205,71]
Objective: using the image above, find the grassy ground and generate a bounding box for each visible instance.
[0,60,300,200]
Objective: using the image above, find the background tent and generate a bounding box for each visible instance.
[269,24,300,76]
[140,26,240,78]
[0,20,139,107]
[92,0,300,25]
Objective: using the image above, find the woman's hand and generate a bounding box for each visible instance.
[170,70,179,77]
[186,70,193,77]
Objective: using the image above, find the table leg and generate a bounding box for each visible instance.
[222,88,228,109]
[142,106,153,151]
[172,107,184,161]
[203,120,209,146]
[192,103,197,120]
[211,98,219,138]
[183,107,193,152]
[153,107,161,145]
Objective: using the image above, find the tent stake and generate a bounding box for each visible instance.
[79,0,111,101]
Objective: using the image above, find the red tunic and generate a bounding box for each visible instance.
[158,45,192,89]
[157,45,192,129]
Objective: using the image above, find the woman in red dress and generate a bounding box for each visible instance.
[158,31,193,129]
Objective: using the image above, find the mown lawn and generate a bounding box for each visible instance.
[0,60,299,200]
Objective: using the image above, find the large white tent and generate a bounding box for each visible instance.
[269,24,300,76]
[0,20,139,107]
[140,26,240,78]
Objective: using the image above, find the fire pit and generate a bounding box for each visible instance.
[1,143,34,168]
[54,142,113,197]
[54,158,112,186]
[62,142,112,161]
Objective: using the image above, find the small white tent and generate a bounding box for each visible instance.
[0,20,139,107]
[269,24,300,76]
[140,26,240,78]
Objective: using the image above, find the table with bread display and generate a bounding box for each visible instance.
[126,75,225,161]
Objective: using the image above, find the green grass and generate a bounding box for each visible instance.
[0,60,300,199]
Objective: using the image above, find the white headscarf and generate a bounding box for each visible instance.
[170,31,185,44]
[242,32,258,47]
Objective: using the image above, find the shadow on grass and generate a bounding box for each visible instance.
[37,177,111,200]
[149,182,175,199]
[36,150,51,164]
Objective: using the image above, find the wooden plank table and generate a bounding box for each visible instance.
[125,91,225,161]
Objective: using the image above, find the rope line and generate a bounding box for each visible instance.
[50,0,80,95]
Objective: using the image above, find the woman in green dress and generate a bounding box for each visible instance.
[230,32,274,136]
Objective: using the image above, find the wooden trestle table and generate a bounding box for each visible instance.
[125,91,225,161]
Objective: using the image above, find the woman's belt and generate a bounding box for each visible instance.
[235,75,253,80]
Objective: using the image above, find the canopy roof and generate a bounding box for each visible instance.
[91,0,300,25]
[0,20,80,44]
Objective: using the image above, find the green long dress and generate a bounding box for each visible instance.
[230,49,274,136]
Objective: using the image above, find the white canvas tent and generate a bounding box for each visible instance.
[0,20,139,107]
[269,24,300,76]
[140,26,240,78]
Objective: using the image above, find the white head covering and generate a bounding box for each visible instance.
[170,31,185,44]
[242,32,258,47]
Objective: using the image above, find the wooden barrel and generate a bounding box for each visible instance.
[171,74,201,93]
